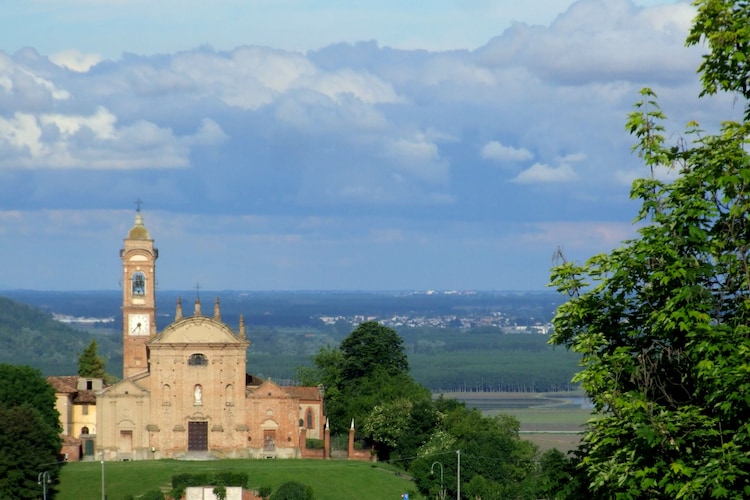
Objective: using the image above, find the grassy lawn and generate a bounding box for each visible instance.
[56,459,415,500]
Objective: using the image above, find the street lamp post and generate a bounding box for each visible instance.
[38,471,51,500]
[456,450,461,500]
[101,452,106,500]
[430,461,445,500]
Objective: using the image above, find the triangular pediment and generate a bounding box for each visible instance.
[247,379,293,399]
[97,378,149,397]
[150,316,248,345]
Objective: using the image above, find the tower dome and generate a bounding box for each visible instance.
[127,211,152,240]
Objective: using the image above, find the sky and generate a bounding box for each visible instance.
[0,0,739,292]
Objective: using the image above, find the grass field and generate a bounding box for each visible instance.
[442,391,592,453]
[56,459,415,500]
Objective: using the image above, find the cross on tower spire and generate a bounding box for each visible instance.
[135,198,144,213]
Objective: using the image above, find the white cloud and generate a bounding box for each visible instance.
[512,162,578,184]
[0,107,221,169]
[480,140,533,162]
[39,106,117,139]
[479,0,700,85]
[49,50,103,72]
[520,221,636,248]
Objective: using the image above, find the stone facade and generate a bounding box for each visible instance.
[95,210,325,460]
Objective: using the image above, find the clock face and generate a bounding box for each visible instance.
[128,314,150,336]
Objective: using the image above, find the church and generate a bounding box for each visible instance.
[95,209,326,460]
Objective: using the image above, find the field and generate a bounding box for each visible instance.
[56,459,414,500]
[444,391,592,453]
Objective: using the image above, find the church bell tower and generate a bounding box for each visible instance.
[121,204,158,378]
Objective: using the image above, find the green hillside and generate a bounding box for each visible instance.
[0,296,121,375]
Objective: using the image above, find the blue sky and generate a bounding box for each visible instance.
[0,0,737,291]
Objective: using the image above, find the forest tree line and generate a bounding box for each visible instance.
[0,295,578,392]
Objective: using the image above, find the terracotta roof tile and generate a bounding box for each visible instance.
[46,376,79,393]
[73,390,97,404]
[282,386,323,401]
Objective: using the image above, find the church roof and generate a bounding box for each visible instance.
[283,386,324,401]
[152,313,249,346]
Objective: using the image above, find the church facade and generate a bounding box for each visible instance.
[95,210,325,460]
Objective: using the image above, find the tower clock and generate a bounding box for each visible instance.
[121,206,158,378]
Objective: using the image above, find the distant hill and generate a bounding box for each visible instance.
[0,290,577,390]
[0,296,122,376]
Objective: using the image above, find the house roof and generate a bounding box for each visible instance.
[47,376,79,394]
[73,390,97,404]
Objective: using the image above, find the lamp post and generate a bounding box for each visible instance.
[37,471,51,500]
[430,461,445,500]
[101,451,106,500]
[456,450,461,500]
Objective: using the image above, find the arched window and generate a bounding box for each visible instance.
[132,272,146,296]
[306,408,314,429]
[188,353,208,366]
[81,426,90,435]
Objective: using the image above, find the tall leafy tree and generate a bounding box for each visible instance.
[77,339,106,378]
[549,2,750,496]
[302,321,431,454]
[0,364,62,499]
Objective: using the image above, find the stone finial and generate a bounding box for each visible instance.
[239,315,246,339]
[175,297,183,321]
[194,297,202,316]
[325,418,330,430]
[214,297,221,321]
[350,418,355,430]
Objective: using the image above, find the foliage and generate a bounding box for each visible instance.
[0,364,63,499]
[536,449,570,500]
[305,438,324,449]
[78,339,107,378]
[339,321,409,379]
[410,404,539,499]
[213,485,227,500]
[549,19,750,495]
[305,322,431,445]
[270,481,314,500]
[687,0,750,118]
[0,363,62,433]
[258,485,273,499]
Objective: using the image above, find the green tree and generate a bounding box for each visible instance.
[549,4,750,494]
[304,321,429,442]
[339,321,408,380]
[269,481,314,500]
[77,339,106,378]
[411,405,538,499]
[0,364,61,433]
[0,364,62,499]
